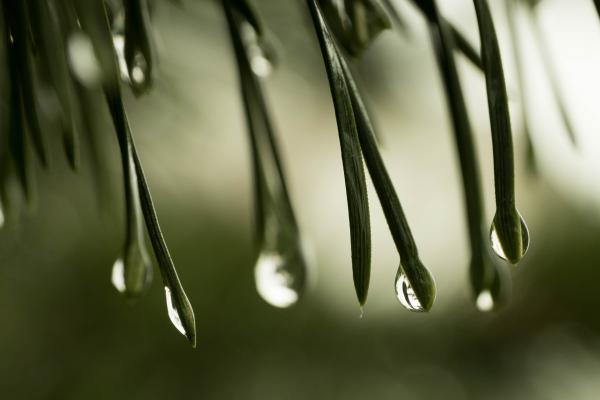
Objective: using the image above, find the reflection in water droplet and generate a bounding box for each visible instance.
[67,32,102,86]
[490,215,530,261]
[111,258,126,293]
[254,252,300,308]
[165,286,186,335]
[395,273,424,312]
[476,290,494,312]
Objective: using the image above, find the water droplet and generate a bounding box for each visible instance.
[130,52,147,85]
[111,258,126,293]
[476,290,494,312]
[250,54,273,77]
[254,251,303,308]
[490,214,530,262]
[67,32,102,86]
[240,22,277,78]
[394,272,424,312]
[164,286,186,335]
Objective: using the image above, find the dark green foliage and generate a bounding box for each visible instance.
[473,0,527,265]
[318,0,392,56]
[424,0,509,308]
[223,0,307,306]
[307,0,372,305]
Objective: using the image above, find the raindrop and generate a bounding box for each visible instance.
[130,52,147,85]
[476,290,494,312]
[490,215,530,262]
[254,250,304,308]
[111,258,126,293]
[240,22,277,78]
[395,272,424,312]
[250,54,273,78]
[67,32,102,86]
[164,286,186,335]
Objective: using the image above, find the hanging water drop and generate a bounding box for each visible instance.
[130,52,147,85]
[250,53,273,77]
[164,286,186,335]
[240,22,277,78]
[490,214,530,262]
[475,289,494,312]
[254,249,305,308]
[111,258,126,293]
[394,272,424,312]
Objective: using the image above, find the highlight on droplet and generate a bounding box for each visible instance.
[475,289,494,312]
[164,286,186,335]
[254,251,300,308]
[111,258,126,293]
[130,52,148,85]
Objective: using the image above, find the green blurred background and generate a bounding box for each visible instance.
[2,0,600,398]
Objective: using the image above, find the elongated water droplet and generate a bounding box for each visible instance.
[254,249,305,308]
[490,214,529,262]
[130,52,147,85]
[475,289,494,312]
[240,22,277,77]
[111,258,126,293]
[164,286,186,335]
[394,272,424,312]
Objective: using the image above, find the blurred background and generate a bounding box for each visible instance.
[2,0,600,398]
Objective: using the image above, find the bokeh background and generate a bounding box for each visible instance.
[2,0,600,398]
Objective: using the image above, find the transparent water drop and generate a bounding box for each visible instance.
[490,215,530,262]
[164,286,186,335]
[67,32,102,86]
[111,258,126,293]
[476,290,494,312]
[394,272,424,312]
[254,251,304,308]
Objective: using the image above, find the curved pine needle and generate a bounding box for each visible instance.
[426,0,509,308]
[74,0,196,345]
[339,57,436,311]
[29,0,80,169]
[406,0,483,70]
[2,3,34,202]
[318,0,392,56]
[231,0,264,36]
[307,0,372,306]
[381,0,410,36]
[224,0,308,307]
[472,0,526,264]
[6,1,49,168]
